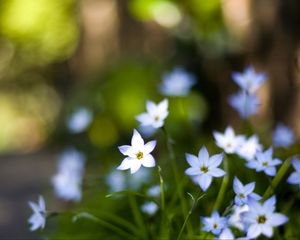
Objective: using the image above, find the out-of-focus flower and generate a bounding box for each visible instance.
[246,148,281,176]
[28,196,46,231]
[185,146,225,191]
[229,204,249,231]
[136,99,168,129]
[67,107,93,133]
[213,126,245,154]
[117,129,156,174]
[147,185,161,197]
[232,66,267,93]
[233,177,261,206]
[229,91,260,119]
[159,68,196,96]
[52,149,85,202]
[272,124,295,148]
[287,159,300,188]
[201,211,228,236]
[141,201,158,215]
[128,167,152,190]
[106,170,126,193]
[237,135,262,161]
[241,196,288,239]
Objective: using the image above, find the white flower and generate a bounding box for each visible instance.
[117,129,156,174]
[67,107,92,133]
[246,148,281,176]
[237,135,262,161]
[241,196,288,239]
[213,126,245,154]
[185,146,225,191]
[201,211,228,236]
[232,65,267,93]
[233,177,261,206]
[136,99,168,129]
[272,123,295,148]
[28,196,46,231]
[52,149,85,201]
[159,67,196,96]
[287,159,300,187]
[229,204,249,231]
[141,201,158,215]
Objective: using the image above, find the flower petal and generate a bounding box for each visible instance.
[209,168,225,177]
[247,224,261,239]
[265,167,276,176]
[287,172,300,184]
[144,140,156,154]
[269,213,288,227]
[292,159,300,172]
[198,174,212,191]
[209,153,223,168]
[131,129,144,147]
[118,145,132,155]
[185,167,201,176]
[261,224,273,237]
[130,162,142,174]
[141,154,156,167]
[198,146,209,165]
[185,153,200,167]
[136,113,152,126]
[117,158,132,170]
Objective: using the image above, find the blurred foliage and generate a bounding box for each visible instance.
[0,0,79,64]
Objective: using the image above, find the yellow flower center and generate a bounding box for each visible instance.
[136,151,144,160]
[200,166,208,173]
[257,215,266,224]
[213,223,218,229]
[262,161,269,167]
[154,116,160,121]
[239,193,245,199]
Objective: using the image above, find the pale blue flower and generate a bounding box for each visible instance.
[218,228,234,240]
[28,196,46,231]
[52,149,85,202]
[106,170,126,192]
[287,159,300,188]
[237,135,262,161]
[229,91,260,119]
[272,123,295,148]
[185,146,225,191]
[246,148,281,176]
[213,126,245,154]
[136,99,169,129]
[233,177,261,206]
[117,129,156,174]
[229,205,249,231]
[141,201,158,215]
[160,67,196,96]
[241,196,288,239]
[201,211,228,236]
[232,65,267,93]
[147,185,161,197]
[67,107,92,133]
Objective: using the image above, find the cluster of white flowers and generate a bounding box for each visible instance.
[28,66,297,240]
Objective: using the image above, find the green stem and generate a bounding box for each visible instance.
[262,157,292,200]
[72,212,136,239]
[162,127,191,234]
[177,192,205,240]
[212,154,229,211]
[158,165,165,211]
[128,194,148,239]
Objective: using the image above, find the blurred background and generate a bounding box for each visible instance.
[1,0,300,238]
